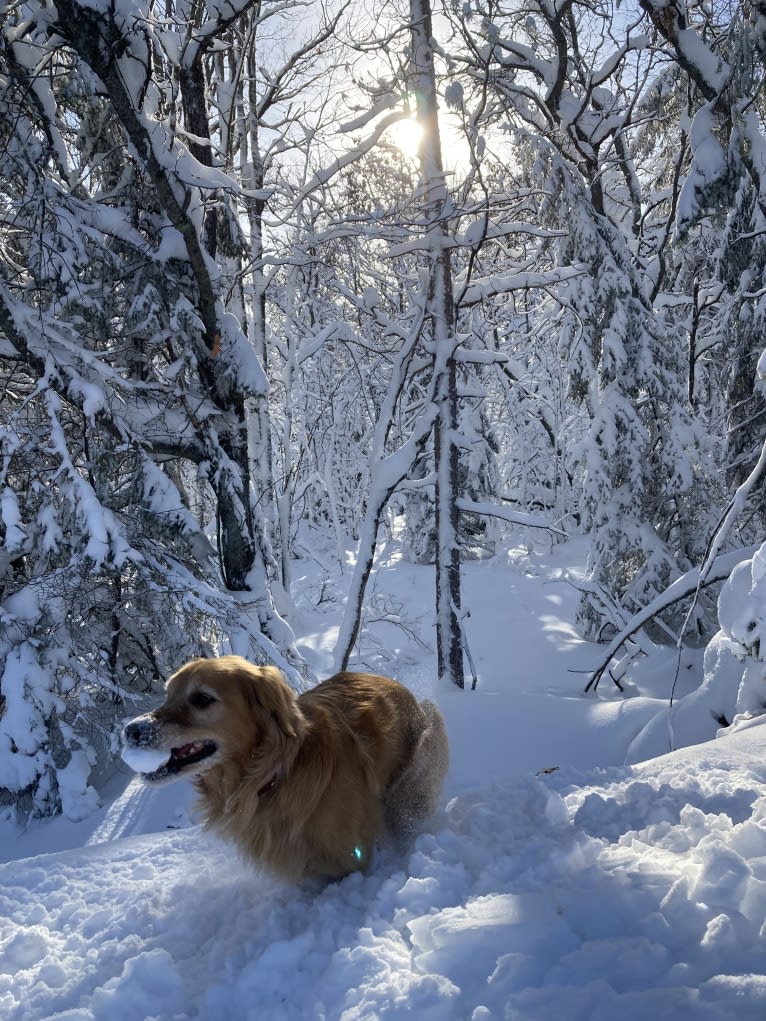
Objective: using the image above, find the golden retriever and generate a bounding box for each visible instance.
[122,656,449,882]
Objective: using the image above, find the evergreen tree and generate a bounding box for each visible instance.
[0,0,297,817]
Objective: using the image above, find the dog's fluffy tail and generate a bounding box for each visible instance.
[384,699,449,842]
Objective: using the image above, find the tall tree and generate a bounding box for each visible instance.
[409,0,465,686]
[0,0,300,816]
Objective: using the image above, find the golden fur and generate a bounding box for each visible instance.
[122,656,449,882]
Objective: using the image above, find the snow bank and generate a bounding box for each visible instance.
[3,722,766,1020]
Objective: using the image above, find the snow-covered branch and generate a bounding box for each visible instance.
[52,0,221,357]
[585,546,761,692]
[456,498,567,538]
[457,266,587,307]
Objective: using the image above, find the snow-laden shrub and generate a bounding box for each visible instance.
[626,543,766,763]
[1,431,233,820]
[712,543,766,723]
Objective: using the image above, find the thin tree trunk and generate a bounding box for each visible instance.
[243,38,279,580]
[334,405,437,672]
[409,0,465,687]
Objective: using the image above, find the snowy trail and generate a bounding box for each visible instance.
[85,777,168,846]
[359,545,670,789]
[3,724,766,1020]
[3,542,765,1019]
[0,772,195,866]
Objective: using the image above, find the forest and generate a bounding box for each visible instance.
[0,0,764,818]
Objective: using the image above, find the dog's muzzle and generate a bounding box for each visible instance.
[121,715,218,781]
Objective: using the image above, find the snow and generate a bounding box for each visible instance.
[675,28,730,94]
[457,266,586,307]
[120,744,170,774]
[0,487,25,551]
[3,539,766,1019]
[677,100,728,233]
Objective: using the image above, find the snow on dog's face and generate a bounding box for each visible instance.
[121,656,302,784]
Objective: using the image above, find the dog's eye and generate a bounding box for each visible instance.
[189,691,216,710]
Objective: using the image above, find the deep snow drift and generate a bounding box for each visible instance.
[2,540,766,1020]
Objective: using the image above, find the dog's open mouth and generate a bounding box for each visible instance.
[168,740,218,772]
[143,740,218,781]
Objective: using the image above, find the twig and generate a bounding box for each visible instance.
[453,601,479,690]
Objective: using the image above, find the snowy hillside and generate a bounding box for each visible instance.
[2,542,766,1020]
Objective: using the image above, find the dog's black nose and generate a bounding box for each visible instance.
[124,720,148,745]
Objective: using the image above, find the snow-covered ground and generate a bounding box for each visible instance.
[2,537,766,1020]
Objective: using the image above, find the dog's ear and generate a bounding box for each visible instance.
[241,665,306,741]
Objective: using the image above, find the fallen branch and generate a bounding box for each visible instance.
[456,498,567,538]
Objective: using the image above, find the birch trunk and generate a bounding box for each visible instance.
[409,0,465,687]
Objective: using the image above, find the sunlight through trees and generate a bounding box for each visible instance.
[0,0,764,814]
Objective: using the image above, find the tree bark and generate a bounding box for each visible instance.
[409,0,465,687]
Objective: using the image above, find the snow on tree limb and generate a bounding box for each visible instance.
[456,498,567,538]
[456,266,587,307]
[294,110,412,207]
[638,0,765,220]
[0,273,210,462]
[48,0,229,361]
[585,546,761,693]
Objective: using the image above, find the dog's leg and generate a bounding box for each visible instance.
[384,700,449,843]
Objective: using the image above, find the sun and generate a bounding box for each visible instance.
[388,116,423,159]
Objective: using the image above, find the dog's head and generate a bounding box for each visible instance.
[121,656,305,784]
